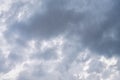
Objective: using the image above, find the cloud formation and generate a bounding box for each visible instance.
[4,0,120,56]
[0,0,120,80]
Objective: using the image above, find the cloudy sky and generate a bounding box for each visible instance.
[0,0,120,80]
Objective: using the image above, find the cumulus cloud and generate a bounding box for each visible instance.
[0,0,120,80]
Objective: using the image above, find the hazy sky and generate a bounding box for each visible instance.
[0,0,120,80]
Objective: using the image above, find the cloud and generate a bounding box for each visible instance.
[4,0,120,56]
[5,0,82,41]
[0,54,10,73]
[65,0,120,56]
[0,0,120,80]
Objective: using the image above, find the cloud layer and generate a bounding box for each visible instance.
[5,0,120,56]
[0,0,120,80]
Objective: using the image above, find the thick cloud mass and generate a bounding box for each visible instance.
[0,0,120,80]
[78,2,120,56]
[5,0,81,40]
[67,0,120,56]
[5,0,120,56]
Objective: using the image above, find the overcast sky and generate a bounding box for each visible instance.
[0,0,120,80]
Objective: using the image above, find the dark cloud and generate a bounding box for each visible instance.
[5,0,82,41]
[4,0,120,57]
[66,0,120,56]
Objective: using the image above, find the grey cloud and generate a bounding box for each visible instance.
[66,0,120,56]
[86,74,100,80]
[5,0,82,41]
[1,0,120,80]
[8,52,24,63]
[0,54,12,73]
[57,43,82,71]
[3,0,120,58]
[5,0,120,57]
[32,48,58,60]
[87,59,105,73]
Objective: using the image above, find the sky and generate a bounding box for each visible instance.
[0,0,120,80]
